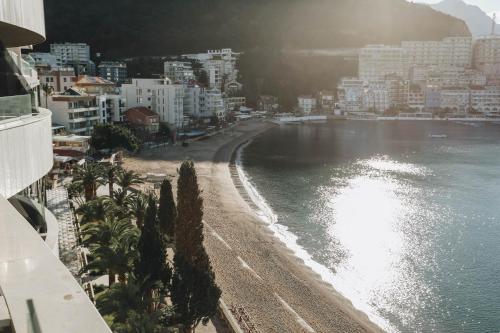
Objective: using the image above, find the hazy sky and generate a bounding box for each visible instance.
[414,0,500,14]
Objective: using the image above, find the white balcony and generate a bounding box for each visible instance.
[0,196,112,333]
[0,107,53,199]
[0,0,46,47]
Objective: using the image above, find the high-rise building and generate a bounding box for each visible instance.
[0,1,111,332]
[50,42,95,75]
[337,78,365,113]
[359,45,409,82]
[164,61,195,84]
[402,37,473,68]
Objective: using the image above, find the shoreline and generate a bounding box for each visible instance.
[123,120,383,333]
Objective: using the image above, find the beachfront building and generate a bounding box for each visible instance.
[121,78,184,128]
[73,76,125,123]
[298,95,317,114]
[385,75,410,108]
[363,81,390,113]
[202,88,226,119]
[224,96,246,112]
[48,88,100,135]
[473,35,500,81]
[359,45,409,82]
[98,61,128,84]
[164,61,195,84]
[471,86,500,114]
[317,91,335,112]
[0,1,111,332]
[402,37,473,68]
[408,87,425,111]
[337,78,365,113]
[124,106,160,134]
[440,88,470,113]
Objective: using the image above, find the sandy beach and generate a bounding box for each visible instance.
[124,120,383,333]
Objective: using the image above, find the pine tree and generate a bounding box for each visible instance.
[135,195,171,309]
[173,160,221,332]
[158,178,176,241]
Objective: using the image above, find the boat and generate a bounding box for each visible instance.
[428,134,447,138]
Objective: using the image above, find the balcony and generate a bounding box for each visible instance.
[0,196,112,333]
[0,107,53,199]
[0,0,46,47]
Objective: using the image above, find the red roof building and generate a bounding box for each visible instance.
[124,107,160,134]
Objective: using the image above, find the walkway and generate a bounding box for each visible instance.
[46,187,81,276]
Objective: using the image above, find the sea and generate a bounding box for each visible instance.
[236,120,500,333]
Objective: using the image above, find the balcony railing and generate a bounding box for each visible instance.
[0,94,33,124]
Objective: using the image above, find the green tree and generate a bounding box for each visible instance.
[73,162,105,202]
[172,160,221,332]
[126,192,148,229]
[135,195,171,310]
[90,124,140,153]
[105,164,123,199]
[76,197,110,225]
[158,178,176,241]
[82,216,139,285]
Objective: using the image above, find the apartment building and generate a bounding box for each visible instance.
[98,61,128,84]
[473,35,500,80]
[364,81,390,113]
[124,106,160,134]
[164,61,195,84]
[0,1,112,332]
[37,67,76,93]
[359,45,409,82]
[440,88,470,113]
[50,42,95,75]
[182,48,240,90]
[30,51,63,68]
[121,78,184,128]
[402,37,473,68]
[73,76,125,124]
[48,89,99,135]
[337,78,365,113]
[224,96,246,112]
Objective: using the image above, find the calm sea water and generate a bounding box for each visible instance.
[240,121,500,333]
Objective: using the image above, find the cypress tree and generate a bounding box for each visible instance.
[173,160,221,332]
[135,195,171,309]
[158,178,176,241]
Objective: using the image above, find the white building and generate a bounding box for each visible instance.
[164,61,195,84]
[48,89,100,135]
[471,86,500,114]
[359,45,409,82]
[473,35,500,80]
[408,89,425,111]
[0,2,112,332]
[317,91,335,111]
[402,37,473,68]
[440,88,470,113]
[202,88,226,119]
[337,78,365,113]
[182,48,240,89]
[183,85,202,117]
[298,95,317,114]
[363,81,390,113]
[121,78,184,128]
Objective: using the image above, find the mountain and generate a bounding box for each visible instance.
[40,0,469,58]
[430,0,499,37]
[39,0,470,108]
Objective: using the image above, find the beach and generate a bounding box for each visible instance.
[123,120,382,333]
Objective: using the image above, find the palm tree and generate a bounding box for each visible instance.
[126,192,148,229]
[117,170,144,193]
[76,197,108,225]
[81,216,139,285]
[73,162,105,202]
[110,188,132,210]
[105,164,123,199]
